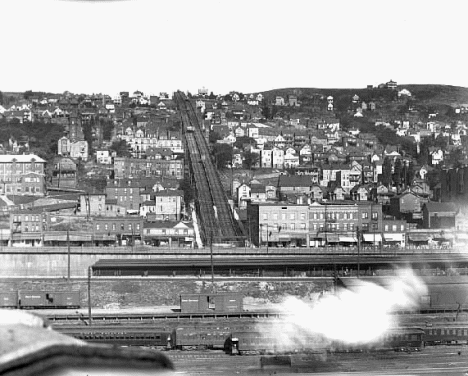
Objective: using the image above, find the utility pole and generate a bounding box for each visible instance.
[210,231,214,289]
[357,226,361,278]
[88,266,92,326]
[67,229,70,282]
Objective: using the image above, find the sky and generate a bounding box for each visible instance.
[1,0,467,96]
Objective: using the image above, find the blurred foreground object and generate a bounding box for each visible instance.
[0,310,174,376]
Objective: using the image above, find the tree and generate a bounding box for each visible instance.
[234,136,255,149]
[243,150,259,170]
[109,140,132,157]
[212,143,233,169]
[393,158,403,193]
[406,161,415,186]
[209,131,222,144]
[382,157,392,187]
[179,177,195,203]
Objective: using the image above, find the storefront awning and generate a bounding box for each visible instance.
[408,234,430,242]
[44,233,93,241]
[362,233,382,242]
[93,234,116,241]
[383,233,404,242]
[339,236,357,243]
[11,233,41,240]
[326,234,339,242]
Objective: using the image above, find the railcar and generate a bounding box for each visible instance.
[0,290,82,309]
[0,292,20,308]
[227,327,424,355]
[424,325,468,345]
[58,325,174,349]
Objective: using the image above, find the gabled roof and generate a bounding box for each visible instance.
[424,202,457,213]
[278,175,313,187]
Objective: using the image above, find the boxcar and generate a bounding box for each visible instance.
[18,291,80,309]
[0,292,18,308]
[179,293,243,313]
[18,291,47,308]
[48,291,80,308]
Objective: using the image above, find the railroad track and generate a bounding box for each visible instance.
[175,92,244,246]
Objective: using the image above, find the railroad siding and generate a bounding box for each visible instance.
[0,280,331,309]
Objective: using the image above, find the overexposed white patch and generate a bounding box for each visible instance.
[256,268,427,351]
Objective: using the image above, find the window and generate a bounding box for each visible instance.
[392,225,397,231]
[112,224,116,231]
[96,224,100,230]
[104,224,108,231]
[128,224,133,231]
[300,213,306,220]
[362,212,368,219]
[281,213,286,220]
[300,223,306,230]
[385,225,389,231]
[262,213,268,220]
[290,223,295,230]
[273,213,278,220]
[400,225,405,231]
[289,213,295,220]
[371,212,378,220]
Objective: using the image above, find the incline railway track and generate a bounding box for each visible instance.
[174,92,244,246]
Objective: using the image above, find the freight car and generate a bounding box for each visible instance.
[180,293,243,313]
[0,291,81,309]
[338,276,468,313]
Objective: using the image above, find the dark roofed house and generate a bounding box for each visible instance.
[277,175,314,197]
[423,202,457,229]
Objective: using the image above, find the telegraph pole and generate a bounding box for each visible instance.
[88,266,92,326]
[357,226,361,278]
[67,229,70,282]
[210,231,214,287]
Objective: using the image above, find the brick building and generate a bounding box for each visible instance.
[0,154,46,196]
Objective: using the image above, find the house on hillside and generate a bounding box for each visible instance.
[422,202,457,229]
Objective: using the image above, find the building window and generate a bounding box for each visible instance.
[289,213,295,220]
[392,225,397,231]
[112,224,116,231]
[128,224,132,231]
[105,224,108,231]
[400,225,405,231]
[300,223,306,230]
[385,225,389,231]
[262,213,268,220]
[273,213,278,220]
[290,223,295,230]
[362,212,368,219]
[372,212,378,220]
[96,224,100,230]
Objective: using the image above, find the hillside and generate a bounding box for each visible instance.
[260,84,468,108]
